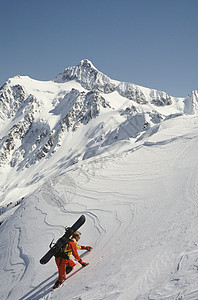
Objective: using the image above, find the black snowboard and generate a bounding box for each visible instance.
[40,214,86,264]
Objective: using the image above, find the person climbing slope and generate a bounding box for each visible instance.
[53,230,92,289]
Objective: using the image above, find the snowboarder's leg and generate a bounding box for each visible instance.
[55,257,67,283]
[66,259,76,274]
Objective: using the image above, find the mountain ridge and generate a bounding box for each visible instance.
[0,59,197,173]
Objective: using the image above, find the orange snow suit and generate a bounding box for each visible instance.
[55,238,82,283]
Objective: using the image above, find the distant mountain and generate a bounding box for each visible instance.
[54,59,171,105]
[0,59,197,170]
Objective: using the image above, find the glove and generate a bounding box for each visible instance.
[81,246,92,251]
[79,259,89,266]
[86,246,92,252]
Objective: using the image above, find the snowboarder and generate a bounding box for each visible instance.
[53,230,92,289]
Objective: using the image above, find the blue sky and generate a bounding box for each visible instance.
[0,0,197,97]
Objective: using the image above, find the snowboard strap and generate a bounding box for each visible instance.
[59,257,63,266]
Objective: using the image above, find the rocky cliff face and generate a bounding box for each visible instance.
[0,60,197,170]
[0,82,110,168]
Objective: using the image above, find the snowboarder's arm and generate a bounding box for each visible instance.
[80,246,92,251]
[68,240,88,265]
[68,241,89,266]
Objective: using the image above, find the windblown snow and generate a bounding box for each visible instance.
[1,59,198,299]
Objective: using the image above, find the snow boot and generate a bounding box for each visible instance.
[66,266,73,274]
[53,280,62,289]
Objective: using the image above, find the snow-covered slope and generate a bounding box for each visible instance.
[1,60,198,299]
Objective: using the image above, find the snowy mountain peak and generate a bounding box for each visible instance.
[54,59,117,93]
[54,60,175,106]
[0,59,197,177]
[78,59,98,70]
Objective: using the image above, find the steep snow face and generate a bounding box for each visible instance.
[2,114,198,300]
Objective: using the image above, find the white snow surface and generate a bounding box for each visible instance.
[1,60,198,299]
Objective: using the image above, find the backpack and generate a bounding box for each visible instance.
[49,239,70,259]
